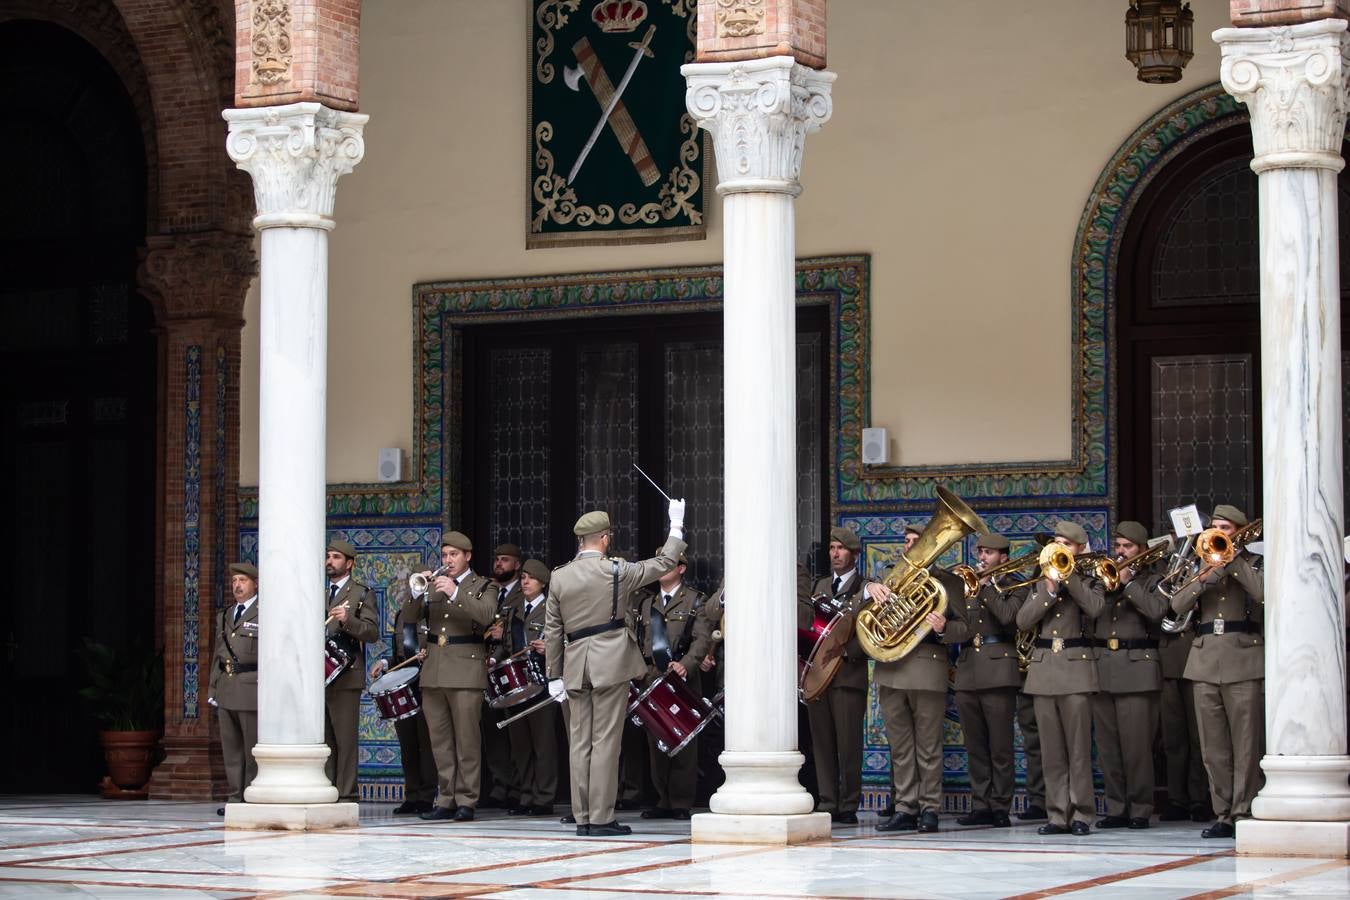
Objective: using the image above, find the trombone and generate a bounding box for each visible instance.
[1159,519,1263,601]
[952,549,1040,599]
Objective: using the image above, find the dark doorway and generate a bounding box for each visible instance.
[0,21,156,792]
[459,305,831,591]
[1116,125,1350,533]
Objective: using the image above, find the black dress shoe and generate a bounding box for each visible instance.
[641,806,673,819]
[992,811,1012,828]
[1018,804,1049,821]
[506,805,530,816]
[1070,821,1091,836]
[216,807,225,816]
[589,820,633,836]
[452,806,475,822]
[529,805,554,817]
[875,812,917,832]
[393,801,420,815]
[421,806,454,821]
[1095,815,1129,828]
[877,803,895,818]
[1037,823,1069,835]
[671,808,691,820]
[957,809,995,826]
[561,813,576,824]
[1128,817,1150,829]
[831,811,858,825]
[1201,821,1235,839]
[917,811,939,833]
[1159,801,1189,821]
[1191,803,1215,823]
[575,824,590,836]
[614,799,640,811]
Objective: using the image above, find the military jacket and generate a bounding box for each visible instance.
[502,589,548,658]
[325,579,379,691]
[943,578,1025,691]
[871,566,962,692]
[412,570,500,690]
[390,584,422,665]
[1093,568,1167,693]
[486,581,523,660]
[1159,628,1195,680]
[545,535,686,690]
[1016,572,1105,696]
[803,570,869,691]
[632,581,707,677]
[1170,554,1264,684]
[210,596,259,711]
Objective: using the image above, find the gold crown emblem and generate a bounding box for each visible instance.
[591,0,647,33]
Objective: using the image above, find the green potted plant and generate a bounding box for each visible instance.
[78,639,164,799]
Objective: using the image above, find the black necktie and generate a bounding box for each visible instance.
[662,593,673,607]
[329,583,339,602]
[832,576,842,596]
[233,603,246,625]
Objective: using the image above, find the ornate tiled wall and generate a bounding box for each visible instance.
[236,83,1246,804]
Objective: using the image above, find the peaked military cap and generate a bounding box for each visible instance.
[1053,520,1089,546]
[521,558,551,584]
[229,561,259,580]
[574,510,610,535]
[1211,504,1248,527]
[1114,521,1149,547]
[976,533,1010,551]
[327,538,357,560]
[441,531,473,551]
[494,543,523,560]
[903,523,923,538]
[829,526,862,553]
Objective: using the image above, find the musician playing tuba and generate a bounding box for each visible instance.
[1165,504,1264,839]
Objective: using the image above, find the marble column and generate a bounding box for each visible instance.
[1217,19,1350,857]
[683,56,834,845]
[221,102,366,830]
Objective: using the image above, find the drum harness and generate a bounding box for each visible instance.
[218,607,256,676]
[638,588,706,670]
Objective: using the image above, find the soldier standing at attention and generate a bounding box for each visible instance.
[324,539,379,804]
[209,562,260,816]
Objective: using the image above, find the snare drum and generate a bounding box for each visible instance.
[627,670,719,757]
[484,652,547,709]
[369,667,422,721]
[323,638,352,686]
[797,605,855,703]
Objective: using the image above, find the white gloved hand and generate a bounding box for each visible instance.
[548,678,566,702]
[668,497,686,532]
[207,697,218,708]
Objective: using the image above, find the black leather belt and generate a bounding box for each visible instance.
[1096,638,1158,651]
[219,660,257,674]
[566,620,625,642]
[970,634,1006,648]
[1195,619,1258,636]
[432,634,480,646]
[1034,637,1092,651]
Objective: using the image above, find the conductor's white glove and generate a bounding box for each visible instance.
[668,497,686,533]
[548,678,566,702]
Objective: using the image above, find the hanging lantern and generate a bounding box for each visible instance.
[1126,1,1194,84]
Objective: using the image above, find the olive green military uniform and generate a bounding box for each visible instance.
[545,533,685,828]
[389,585,436,808]
[631,580,708,813]
[210,584,259,803]
[944,576,1025,818]
[324,576,379,802]
[503,578,558,810]
[802,569,868,817]
[1017,571,1105,829]
[484,579,523,806]
[415,570,500,810]
[1159,623,1209,815]
[1169,553,1264,825]
[1091,565,1167,822]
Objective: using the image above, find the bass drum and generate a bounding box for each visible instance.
[797,607,855,703]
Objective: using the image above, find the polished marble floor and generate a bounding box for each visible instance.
[0,796,1345,899]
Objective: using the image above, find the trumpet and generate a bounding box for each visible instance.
[953,549,1040,599]
[409,564,449,596]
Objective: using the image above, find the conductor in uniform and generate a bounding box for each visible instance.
[209,562,259,815]
[544,501,687,836]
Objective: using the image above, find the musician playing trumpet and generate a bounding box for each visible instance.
[1090,522,1168,830]
[1166,504,1264,839]
[1015,521,1105,835]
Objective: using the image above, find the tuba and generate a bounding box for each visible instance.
[856,487,989,662]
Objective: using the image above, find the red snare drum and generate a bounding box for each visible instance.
[323,638,352,686]
[797,605,855,703]
[627,671,719,757]
[485,652,547,709]
[369,667,421,721]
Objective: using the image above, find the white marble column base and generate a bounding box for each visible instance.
[708,751,816,815]
[242,744,338,805]
[225,801,358,831]
[691,811,831,845]
[1237,818,1350,857]
[1251,755,1350,821]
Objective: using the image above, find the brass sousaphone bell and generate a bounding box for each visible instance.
[856,487,990,662]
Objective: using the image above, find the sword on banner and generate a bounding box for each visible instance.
[565,24,657,185]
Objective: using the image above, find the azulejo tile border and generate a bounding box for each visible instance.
[182,345,202,720]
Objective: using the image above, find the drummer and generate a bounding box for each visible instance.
[369,575,437,816]
[503,559,559,816]
[630,549,708,821]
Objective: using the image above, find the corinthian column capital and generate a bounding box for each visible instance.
[1217,19,1350,173]
[223,102,368,229]
[682,57,834,195]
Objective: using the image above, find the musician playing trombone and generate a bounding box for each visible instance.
[1014,521,1105,836]
[1165,504,1264,839]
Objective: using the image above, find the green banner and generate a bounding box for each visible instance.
[528,0,705,248]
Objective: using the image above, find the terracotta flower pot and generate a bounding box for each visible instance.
[99,730,159,794]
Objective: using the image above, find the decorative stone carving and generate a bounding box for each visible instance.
[223,103,368,229]
[138,231,257,321]
[683,57,833,194]
[251,0,293,86]
[716,0,766,38]
[1219,19,1350,172]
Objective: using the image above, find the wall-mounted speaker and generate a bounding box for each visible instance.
[861,427,889,465]
[377,447,403,483]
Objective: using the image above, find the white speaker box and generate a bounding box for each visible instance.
[861,427,889,465]
[377,447,403,483]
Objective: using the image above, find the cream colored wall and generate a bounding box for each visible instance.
[239,0,1234,485]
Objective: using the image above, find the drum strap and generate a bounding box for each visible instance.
[650,607,671,670]
[670,591,706,664]
[220,608,240,664]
